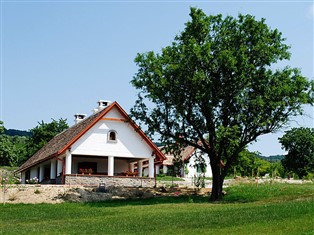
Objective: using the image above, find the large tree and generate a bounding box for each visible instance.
[26,118,69,158]
[279,127,314,178]
[131,8,313,201]
[0,119,68,167]
[0,121,28,166]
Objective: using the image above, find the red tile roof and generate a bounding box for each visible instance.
[160,145,196,165]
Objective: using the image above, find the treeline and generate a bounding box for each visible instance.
[231,127,314,180]
[231,150,286,178]
[0,119,68,167]
[4,129,32,137]
[258,155,284,162]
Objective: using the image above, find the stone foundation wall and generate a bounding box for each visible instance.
[64,175,155,187]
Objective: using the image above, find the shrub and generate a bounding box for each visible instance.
[303,172,314,181]
[193,174,205,188]
[26,177,39,184]
[1,175,21,185]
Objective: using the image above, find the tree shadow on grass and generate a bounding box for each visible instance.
[83,195,210,208]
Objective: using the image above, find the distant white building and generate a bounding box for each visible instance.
[157,145,212,178]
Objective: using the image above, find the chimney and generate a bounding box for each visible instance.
[74,113,87,124]
[93,100,112,113]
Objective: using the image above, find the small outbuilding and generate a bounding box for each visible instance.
[158,145,212,178]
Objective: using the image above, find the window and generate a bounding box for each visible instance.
[108,130,117,142]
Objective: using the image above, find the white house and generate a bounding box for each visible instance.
[158,145,212,178]
[17,100,166,187]
[183,148,212,178]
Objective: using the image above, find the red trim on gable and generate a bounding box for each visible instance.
[112,102,166,161]
[183,148,196,162]
[57,101,166,161]
[57,102,117,155]
[101,117,127,122]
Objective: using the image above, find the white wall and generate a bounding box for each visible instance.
[163,165,169,174]
[185,150,212,178]
[71,107,153,159]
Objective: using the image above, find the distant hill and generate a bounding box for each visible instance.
[3,129,32,137]
[257,155,285,162]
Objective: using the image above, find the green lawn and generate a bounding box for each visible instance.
[0,183,313,235]
[156,175,185,181]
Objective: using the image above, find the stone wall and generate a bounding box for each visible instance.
[64,174,155,187]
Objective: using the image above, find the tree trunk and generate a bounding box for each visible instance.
[210,165,224,201]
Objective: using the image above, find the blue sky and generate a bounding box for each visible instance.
[0,1,313,156]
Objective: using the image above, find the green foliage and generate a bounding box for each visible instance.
[193,173,206,188]
[0,119,68,167]
[0,172,21,185]
[156,176,185,181]
[303,172,314,181]
[4,129,31,137]
[279,127,314,178]
[0,121,29,166]
[259,154,285,161]
[0,134,28,166]
[131,7,313,200]
[0,166,18,171]
[232,149,280,177]
[25,118,69,158]
[231,150,287,178]
[184,164,189,175]
[193,155,207,174]
[0,121,4,134]
[269,161,286,178]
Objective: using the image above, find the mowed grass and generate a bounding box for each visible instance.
[156,175,185,181]
[0,183,313,235]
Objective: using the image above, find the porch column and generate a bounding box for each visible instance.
[129,163,134,172]
[156,165,160,175]
[50,159,56,179]
[21,172,26,184]
[149,156,155,178]
[137,160,143,177]
[108,156,114,176]
[65,150,72,174]
[57,158,63,176]
[39,165,44,182]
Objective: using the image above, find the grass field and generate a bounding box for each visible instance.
[156,175,185,181]
[0,182,313,235]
